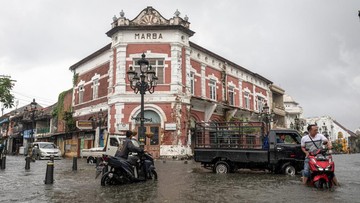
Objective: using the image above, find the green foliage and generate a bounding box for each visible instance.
[72,73,79,87]
[52,89,75,132]
[63,111,76,132]
[332,141,342,153]
[0,77,15,108]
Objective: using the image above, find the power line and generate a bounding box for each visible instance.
[11,90,57,104]
[13,97,53,107]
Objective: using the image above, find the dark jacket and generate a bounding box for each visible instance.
[115,138,143,159]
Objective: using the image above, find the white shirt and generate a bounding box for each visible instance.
[301,133,328,151]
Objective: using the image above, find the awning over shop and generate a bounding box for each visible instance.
[0,117,9,125]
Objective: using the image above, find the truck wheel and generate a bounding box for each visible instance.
[215,161,229,174]
[87,157,95,164]
[283,164,296,176]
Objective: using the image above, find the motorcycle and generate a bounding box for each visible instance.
[96,151,157,186]
[307,143,335,189]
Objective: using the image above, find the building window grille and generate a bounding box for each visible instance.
[209,79,216,100]
[133,58,165,84]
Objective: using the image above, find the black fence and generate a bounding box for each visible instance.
[194,122,266,149]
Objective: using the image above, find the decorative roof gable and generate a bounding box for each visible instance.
[107,6,194,37]
[131,7,169,26]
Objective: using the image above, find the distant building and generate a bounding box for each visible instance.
[284,94,304,130]
[305,116,354,143]
[270,85,285,128]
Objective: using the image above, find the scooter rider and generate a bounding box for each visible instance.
[301,124,339,186]
[115,130,143,159]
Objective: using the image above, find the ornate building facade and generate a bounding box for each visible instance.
[69,7,283,158]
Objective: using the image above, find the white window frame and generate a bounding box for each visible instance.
[257,96,265,112]
[92,79,99,100]
[244,92,250,109]
[228,86,235,105]
[190,72,195,95]
[133,58,165,84]
[78,85,84,104]
[209,79,216,100]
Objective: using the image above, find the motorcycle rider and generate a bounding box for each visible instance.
[115,130,143,160]
[301,124,339,186]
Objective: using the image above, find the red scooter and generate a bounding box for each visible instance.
[308,144,335,189]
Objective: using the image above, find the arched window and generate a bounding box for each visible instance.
[135,110,161,124]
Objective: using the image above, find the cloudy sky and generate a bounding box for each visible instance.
[1,0,359,130]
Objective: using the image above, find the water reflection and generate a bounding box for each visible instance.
[0,154,359,202]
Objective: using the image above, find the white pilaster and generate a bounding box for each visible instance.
[114,44,127,94]
[170,43,183,93]
[201,64,206,97]
[238,80,243,108]
[114,103,125,133]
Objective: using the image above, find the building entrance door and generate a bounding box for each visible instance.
[136,125,160,158]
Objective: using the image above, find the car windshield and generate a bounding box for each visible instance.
[39,143,56,149]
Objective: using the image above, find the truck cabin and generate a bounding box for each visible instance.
[275,132,301,145]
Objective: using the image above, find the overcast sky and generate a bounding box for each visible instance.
[1,0,359,130]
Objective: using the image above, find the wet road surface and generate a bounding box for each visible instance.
[1,154,360,203]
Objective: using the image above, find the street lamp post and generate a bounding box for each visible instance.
[291,116,304,132]
[258,103,274,134]
[24,99,37,156]
[322,123,329,139]
[30,99,37,144]
[98,109,103,147]
[127,53,158,147]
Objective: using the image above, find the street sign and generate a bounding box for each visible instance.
[117,123,129,131]
[76,120,93,130]
[165,123,177,131]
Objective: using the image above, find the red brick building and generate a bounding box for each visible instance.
[69,7,281,158]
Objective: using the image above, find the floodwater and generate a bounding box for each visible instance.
[0,154,359,203]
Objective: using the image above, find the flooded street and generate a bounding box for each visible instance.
[1,154,360,203]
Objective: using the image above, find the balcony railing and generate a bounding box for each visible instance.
[36,127,50,134]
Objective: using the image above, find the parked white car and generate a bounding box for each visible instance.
[80,135,126,163]
[32,142,61,160]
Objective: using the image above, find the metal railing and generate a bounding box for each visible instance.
[194,121,265,149]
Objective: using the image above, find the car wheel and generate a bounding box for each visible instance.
[214,161,229,174]
[283,164,296,176]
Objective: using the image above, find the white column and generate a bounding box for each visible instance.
[114,44,127,94]
[238,80,243,108]
[114,103,125,133]
[94,126,100,148]
[170,43,182,93]
[201,64,206,98]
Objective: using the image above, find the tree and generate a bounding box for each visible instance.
[0,77,15,108]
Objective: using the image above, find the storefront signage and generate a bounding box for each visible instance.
[117,123,130,131]
[79,134,94,140]
[76,120,93,130]
[165,123,177,131]
[135,33,163,40]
